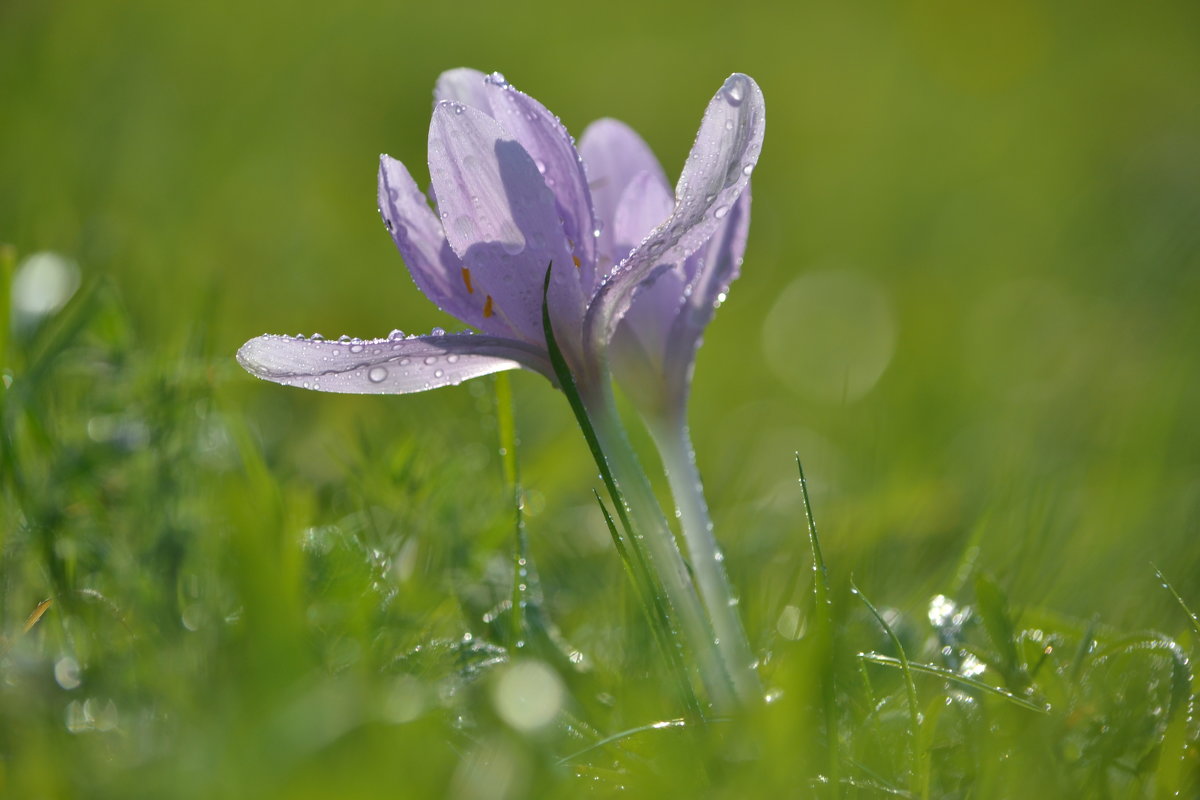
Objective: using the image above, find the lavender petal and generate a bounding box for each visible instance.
[236,332,551,394]
[484,75,597,287]
[663,185,751,397]
[434,67,492,113]
[378,155,482,328]
[585,74,765,352]
[579,118,668,273]
[611,169,674,264]
[427,101,585,346]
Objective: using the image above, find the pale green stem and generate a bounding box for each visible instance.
[645,407,761,705]
[579,381,738,714]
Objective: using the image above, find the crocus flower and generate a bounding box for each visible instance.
[236,68,765,711]
[236,68,763,403]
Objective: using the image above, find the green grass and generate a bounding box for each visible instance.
[3,0,1199,796]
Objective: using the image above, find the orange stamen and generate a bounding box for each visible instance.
[461,267,474,294]
[483,295,494,318]
[572,254,581,269]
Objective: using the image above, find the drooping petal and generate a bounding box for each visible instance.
[236,332,551,394]
[427,101,585,347]
[483,74,597,287]
[434,67,492,113]
[579,119,669,274]
[378,155,483,328]
[662,184,751,398]
[585,74,765,353]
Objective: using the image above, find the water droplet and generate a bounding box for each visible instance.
[592,222,604,237]
[338,335,351,342]
[388,329,405,340]
[424,356,437,365]
[310,333,324,341]
[486,71,507,86]
[55,656,82,690]
[534,159,546,174]
[446,354,459,364]
[725,119,734,130]
[742,163,754,175]
[431,327,446,336]
[434,369,444,378]
[399,358,410,366]
[723,75,746,105]
[452,103,465,115]
[368,366,388,383]
[714,205,729,219]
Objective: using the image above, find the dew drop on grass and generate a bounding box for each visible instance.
[54,657,82,690]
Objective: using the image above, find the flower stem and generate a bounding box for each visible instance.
[581,383,738,714]
[645,408,761,705]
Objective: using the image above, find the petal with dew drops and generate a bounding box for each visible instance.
[579,118,669,272]
[662,184,751,397]
[427,101,585,347]
[378,155,483,329]
[585,74,765,352]
[434,67,492,113]
[236,332,552,394]
[483,74,597,286]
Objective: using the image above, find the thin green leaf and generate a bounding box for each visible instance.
[858,652,1050,713]
[1153,565,1200,636]
[853,582,923,798]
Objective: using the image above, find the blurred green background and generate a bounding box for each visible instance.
[2,0,1199,796]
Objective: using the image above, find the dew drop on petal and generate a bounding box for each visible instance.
[350,344,364,353]
[424,356,437,365]
[714,205,730,219]
[723,75,746,105]
[431,327,446,336]
[368,366,388,383]
[446,355,459,364]
[388,329,405,340]
[434,369,444,378]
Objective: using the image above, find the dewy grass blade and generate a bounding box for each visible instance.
[494,372,526,649]
[853,581,924,798]
[1153,565,1200,636]
[556,717,688,766]
[857,653,1050,713]
[797,454,838,791]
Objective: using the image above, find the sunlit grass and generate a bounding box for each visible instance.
[1,266,1197,797]
[4,0,1200,795]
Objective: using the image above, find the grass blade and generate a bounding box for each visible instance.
[857,653,1050,713]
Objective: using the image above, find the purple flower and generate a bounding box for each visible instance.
[236,68,764,398]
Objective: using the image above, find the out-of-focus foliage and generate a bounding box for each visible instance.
[2,0,1198,796]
